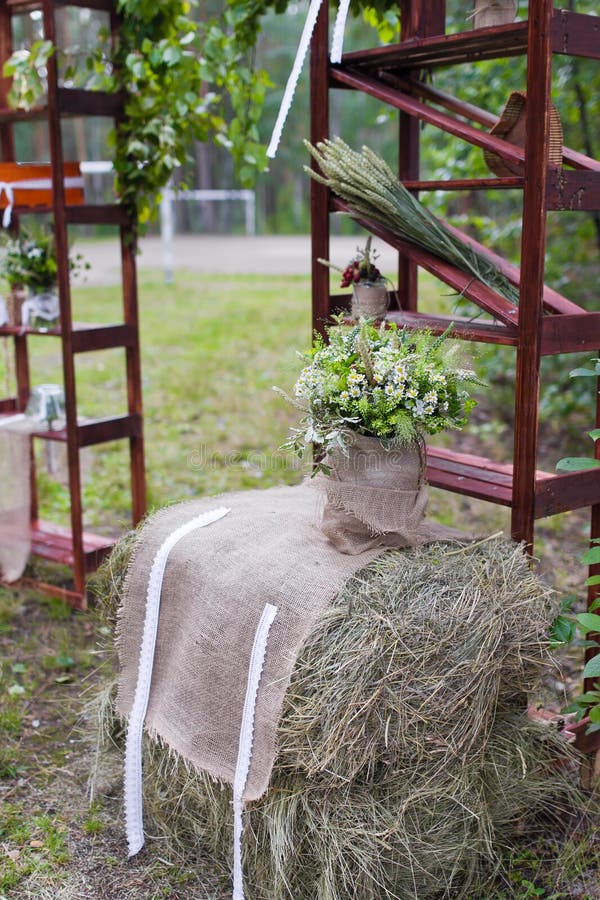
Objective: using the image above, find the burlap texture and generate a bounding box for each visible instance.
[319,433,445,555]
[116,483,465,801]
[0,417,32,582]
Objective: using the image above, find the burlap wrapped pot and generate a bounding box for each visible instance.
[319,432,444,555]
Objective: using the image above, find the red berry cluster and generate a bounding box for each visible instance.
[340,260,382,288]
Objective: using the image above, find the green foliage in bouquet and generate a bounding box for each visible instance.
[278,318,482,468]
[0,227,88,290]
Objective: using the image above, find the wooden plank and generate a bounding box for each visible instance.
[71,323,136,353]
[403,176,523,191]
[552,9,600,61]
[570,719,600,755]
[17,576,87,611]
[43,0,86,596]
[77,412,141,447]
[535,468,600,519]
[332,197,520,327]
[0,398,18,413]
[397,0,443,313]
[340,20,528,70]
[310,1,331,338]
[57,87,122,117]
[331,67,526,168]
[542,313,600,355]
[547,170,600,212]
[384,310,518,346]
[510,0,554,550]
[66,204,130,226]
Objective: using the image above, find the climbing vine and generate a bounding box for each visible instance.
[3,0,397,227]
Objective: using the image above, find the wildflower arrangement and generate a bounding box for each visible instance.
[0,227,88,291]
[280,318,481,463]
[320,235,385,288]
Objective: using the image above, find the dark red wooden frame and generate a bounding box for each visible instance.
[0,0,146,609]
[310,0,600,755]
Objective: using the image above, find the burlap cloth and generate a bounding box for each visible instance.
[116,482,463,801]
[320,433,442,555]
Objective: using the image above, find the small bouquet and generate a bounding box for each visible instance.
[280,318,482,470]
[320,235,385,288]
[0,227,88,291]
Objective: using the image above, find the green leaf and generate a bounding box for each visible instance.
[581,546,600,565]
[588,705,600,723]
[588,430,600,441]
[549,615,576,644]
[576,612,600,632]
[584,575,600,588]
[582,654,600,679]
[556,457,600,472]
[11,663,26,674]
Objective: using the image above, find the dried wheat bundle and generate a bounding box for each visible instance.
[305,137,520,305]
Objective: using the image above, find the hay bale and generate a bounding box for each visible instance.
[95,537,579,899]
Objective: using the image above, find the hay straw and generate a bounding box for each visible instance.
[94,537,581,899]
[304,138,520,305]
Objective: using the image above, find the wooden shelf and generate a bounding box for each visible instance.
[339,11,600,72]
[0,88,122,123]
[0,322,135,349]
[340,21,529,71]
[8,0,113,9]
[30,519,114,572]
[427,447,600,518]
[31,413,142,446]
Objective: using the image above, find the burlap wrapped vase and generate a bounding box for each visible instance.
[351,283,388,320]
[319,432,436,555]
[7,285,27,327]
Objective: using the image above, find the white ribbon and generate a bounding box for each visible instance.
[0,176,85,227]
[124,505,231,859]
[267,0,351,159]
[232,602,278,900]
[330,0,351,63]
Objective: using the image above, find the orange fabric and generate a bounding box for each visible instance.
[0,162,84,209]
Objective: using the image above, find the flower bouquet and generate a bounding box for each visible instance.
[280,318,481,553]
[0,227,88,329]
[319,235,390,320]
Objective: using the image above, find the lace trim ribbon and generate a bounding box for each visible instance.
[232,602,278,900]
[124,505,231,858]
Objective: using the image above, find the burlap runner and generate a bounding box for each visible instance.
[116,482,463,801]
[320,433,444,555]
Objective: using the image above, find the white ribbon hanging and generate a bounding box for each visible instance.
[232,602,278,900]
[0,176,85,227]
[124,506,231,858]
[266,0,351,159]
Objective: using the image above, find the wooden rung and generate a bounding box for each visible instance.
[384,310,518,346]
[58,87,122,118]
[426,446,600,519]
[71,324,137,353]
[340,20,528,71]
[552,9,600,61]
[547,170,600,212]
[31,413,141,446]
[535,468,600,518]
[542,313,600,355]
[402,177,524,192]
[66,204,130,226]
